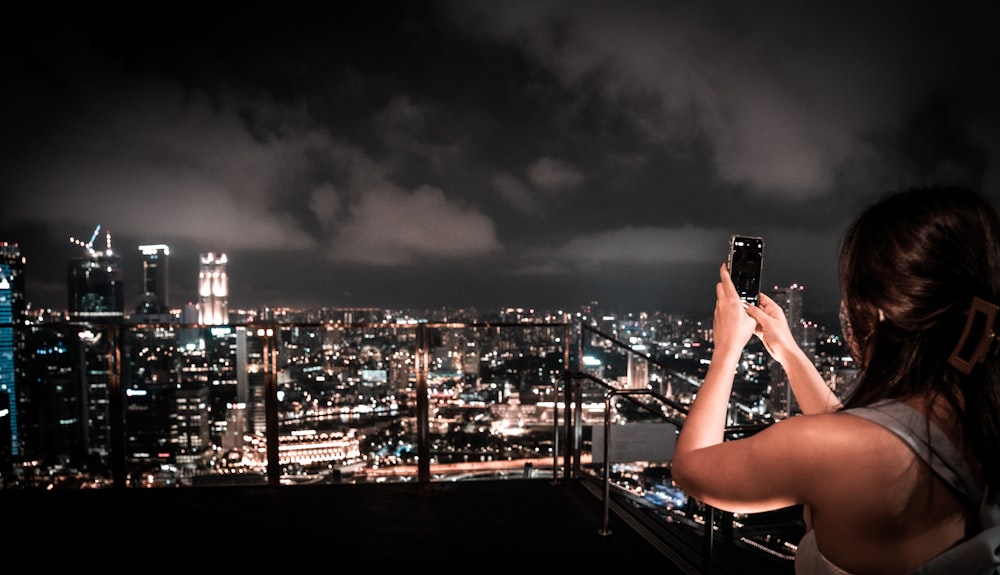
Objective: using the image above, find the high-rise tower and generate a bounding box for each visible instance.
[0,242,26,467]
[67,225,124,322]
[769,284,806,417]
[137,244,170,314]
[627,347,649,390]
[66,226,122,465]
[198,252,228,325]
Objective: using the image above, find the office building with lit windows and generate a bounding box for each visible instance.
[769,284,806,417]
[137,244,170,315]
[67,229,124,322]
[1,242,26,470]
[65,227,124,464]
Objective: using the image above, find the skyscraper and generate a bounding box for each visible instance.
[198,252,228,325]
[627,347,649,390]
[122,332,173,466]
[66,226,123,469]
[137,244,170,315]
[237,327,267,435]
[67,226,124,322]
[1,242,26,468]
[769,284,806,417]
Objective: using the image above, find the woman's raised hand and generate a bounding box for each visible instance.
[713,262,758,357]
[745,292,798,365]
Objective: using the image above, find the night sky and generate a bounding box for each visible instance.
[2,1,998,321]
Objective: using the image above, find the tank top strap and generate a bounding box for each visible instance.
[842,399,982,511]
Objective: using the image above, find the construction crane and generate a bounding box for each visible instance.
[69,224,113,256]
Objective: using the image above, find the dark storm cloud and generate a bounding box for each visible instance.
[1,1,998,318]
[460,1,999,196]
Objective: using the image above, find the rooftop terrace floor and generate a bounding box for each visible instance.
[1,477,798,572]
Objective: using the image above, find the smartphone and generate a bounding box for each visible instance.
[728,234,764,305]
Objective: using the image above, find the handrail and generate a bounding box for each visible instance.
[577,323,780,575]
[599,387,675,536]
[561,371,715,572]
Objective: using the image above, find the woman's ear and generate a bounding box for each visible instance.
[878,309,885,322]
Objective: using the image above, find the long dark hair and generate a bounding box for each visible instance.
[838,185,1000,503]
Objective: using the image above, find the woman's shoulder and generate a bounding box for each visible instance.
[839,396,968,460]
[759,407,921,491]
[796,397,953,447]
[765,405,908,449]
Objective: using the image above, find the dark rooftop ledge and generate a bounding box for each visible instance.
[1,477,795,572]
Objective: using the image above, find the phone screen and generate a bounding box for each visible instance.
[728,235,764,305]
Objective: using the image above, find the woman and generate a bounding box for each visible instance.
[670,186,1000,574]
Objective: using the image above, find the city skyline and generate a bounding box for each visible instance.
[2,2,999,318]
[10,234,844,329]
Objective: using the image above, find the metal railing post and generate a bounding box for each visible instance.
[571,324,583,479]
[704,504,715,573]
[109,323,126,488]
[415,323,431,483]
[552,373,560,484]
[599,390,614,536]
[264,326,281,487]
[553,322,571,483]
[598,387,676,537]
[571,377,583,478]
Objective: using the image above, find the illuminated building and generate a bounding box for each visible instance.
[769,284,805,417]
[198,252,228,325]
[237,327,267,435]
[627,347,649,390]
[277,429,362,467]
[1,242,26,468]
[125,244,177,470]
[137,244,170,315]
[66,227,122,465]
[67,226,124,322]
[175,324,241,465]
[123,324,179,470]
[174,381,210,465]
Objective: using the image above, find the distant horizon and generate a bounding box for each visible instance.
[8,232,846,329]
[17,270,845,336]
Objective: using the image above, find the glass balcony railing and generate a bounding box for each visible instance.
[573,323,803,568]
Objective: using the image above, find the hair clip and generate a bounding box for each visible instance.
[948,296,1000,375]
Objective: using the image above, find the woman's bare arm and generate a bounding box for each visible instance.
[673,264,756,465]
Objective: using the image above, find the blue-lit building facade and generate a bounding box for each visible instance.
[1,242,26,475]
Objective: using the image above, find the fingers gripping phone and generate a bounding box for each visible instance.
[728,234,764,305]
